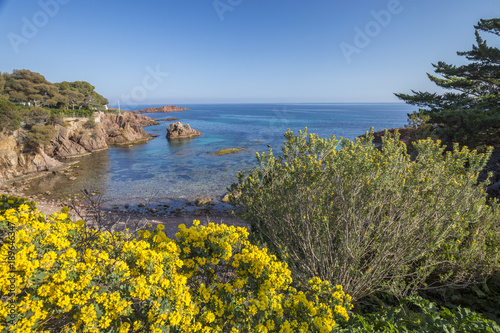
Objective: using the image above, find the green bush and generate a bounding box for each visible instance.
[405,110,439,144]
[21,107,51,128]
[431,108,500,148]
[0,98,21,131]
[419,274,500,325]
[83,117,96,129]
[337,296,500,332]
[47,112,65,126]
[50,107,94,118]
[24,124,56,150]
[230,128,499,301]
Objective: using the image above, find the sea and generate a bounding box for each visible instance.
[26,103,415,206]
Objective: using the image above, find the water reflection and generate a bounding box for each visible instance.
[26,150,111,199]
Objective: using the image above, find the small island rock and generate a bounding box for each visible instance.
[166,122,202,140]
[134,105,190,114]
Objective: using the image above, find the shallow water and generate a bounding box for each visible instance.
[26,103,414,204]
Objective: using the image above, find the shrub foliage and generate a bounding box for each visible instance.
[337,296,500,332]
[24,124,56,150]
[0,99,21,132]
[229,128,499,301]
[0,195,352,332]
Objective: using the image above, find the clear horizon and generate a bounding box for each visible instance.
[115,101,409,107]
[1,0,499,105]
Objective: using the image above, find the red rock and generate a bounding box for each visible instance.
[166,122,201,140]
[133,105,190,114]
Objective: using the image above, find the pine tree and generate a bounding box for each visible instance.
[395,18,500,148]
[3,69,61,107]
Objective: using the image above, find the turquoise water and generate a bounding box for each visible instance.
[29,103,414,203]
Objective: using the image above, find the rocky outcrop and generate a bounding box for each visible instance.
[0,130,62,182]
[46,120,107,158]
[134,105,190,114]
[45,112,156,158]
[107,122,149,145]
[0,111,158,182]
[166,122,202,140]
[195,196,214,206]
[98,111,159,128]
[99,112,157,145]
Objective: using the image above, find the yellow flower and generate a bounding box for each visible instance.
[0,197,355,332]
[204,311,216,323]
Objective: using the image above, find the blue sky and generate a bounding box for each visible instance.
[0,0,499,106]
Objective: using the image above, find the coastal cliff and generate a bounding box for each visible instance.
[0,130,63,182]
[133,105,190,114]
[0,111,158,182]
[46,111,157,158]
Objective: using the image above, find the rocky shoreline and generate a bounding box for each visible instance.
[0,111,157,183]
[0,109,236,225]
[2,125,499,232]
[0,180,247,237]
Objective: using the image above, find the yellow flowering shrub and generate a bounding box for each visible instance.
[0,195,196,332]
[0,195,352,332]
[166,221,352,332]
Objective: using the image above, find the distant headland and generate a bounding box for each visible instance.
[133,105,190,114]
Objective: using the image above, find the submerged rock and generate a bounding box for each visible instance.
[195,196,214,206]
[214,148,244,156]
[166,122,202,140]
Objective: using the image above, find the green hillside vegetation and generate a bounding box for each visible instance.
[0,69,115,150]
[0,69,109,116]
[0,98,61,150]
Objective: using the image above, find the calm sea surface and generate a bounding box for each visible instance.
[28,103,414,204]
